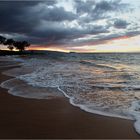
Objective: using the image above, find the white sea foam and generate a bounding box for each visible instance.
[58,86,132,120]
[1,78,63,99]
[1,56,140,134]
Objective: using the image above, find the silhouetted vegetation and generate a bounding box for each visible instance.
[0,35,30,52]
[4,39,15,51]
[0,36,6,44]
[0,50,33,56]
[14,41,30,52]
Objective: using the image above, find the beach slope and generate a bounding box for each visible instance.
[0,61,140,139]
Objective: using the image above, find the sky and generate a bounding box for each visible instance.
[0,0,140,52]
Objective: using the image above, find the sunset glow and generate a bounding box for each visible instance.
[28,35,140,53]
[0,0,140,53]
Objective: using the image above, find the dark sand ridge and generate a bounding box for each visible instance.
[0,61,140,139]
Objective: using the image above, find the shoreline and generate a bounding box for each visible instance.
[0,62,140,138]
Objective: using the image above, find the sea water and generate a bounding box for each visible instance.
[1,53,140,134]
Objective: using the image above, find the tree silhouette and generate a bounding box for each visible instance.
[14,41,30,52]
[4,39,15,51]
[0,35,30,52]
[7,45,14,51]
[0,36,6,44]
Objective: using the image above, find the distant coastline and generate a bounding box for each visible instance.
[1,49,140,57]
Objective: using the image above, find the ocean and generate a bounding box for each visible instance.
[1,52,140,134]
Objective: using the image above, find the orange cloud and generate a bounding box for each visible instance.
[27,34,140,53]
[28,45,70,52]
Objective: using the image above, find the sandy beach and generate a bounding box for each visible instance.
[1,0,140,138]
[0,61,140,139]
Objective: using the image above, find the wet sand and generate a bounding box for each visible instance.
[0,62,140,138]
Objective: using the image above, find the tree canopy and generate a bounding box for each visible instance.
[0,36,6,44]
[0,35,30,51]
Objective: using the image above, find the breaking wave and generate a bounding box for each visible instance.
[1,54,140,134]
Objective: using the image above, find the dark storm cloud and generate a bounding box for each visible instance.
[75,0,126,14]
[0,0,138,48]
[66,29,140,48]
[75,0,129,21]
[27,21,109,45]
[114,19,129,29]
[75,0,95,14]
[28,6,77,22]
[45,0,57,5]
[0,1,42,34]
[94,0,127,12]
[0,1,58,33]
[0,1,76,34]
